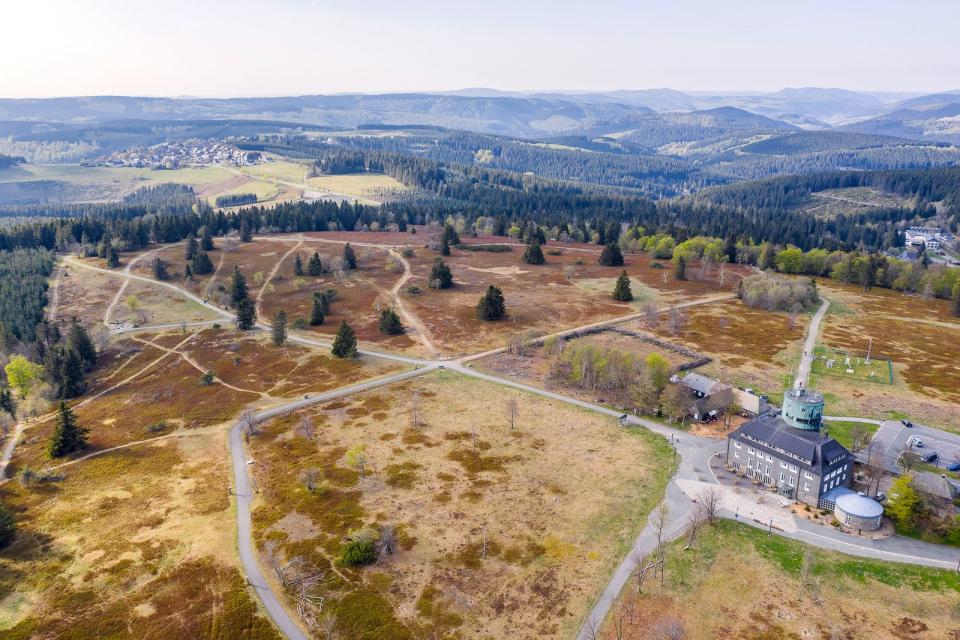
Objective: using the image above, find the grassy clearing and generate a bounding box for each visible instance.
[0,163,236,186]
[109,280,220,326]
[52,263,123,327]
[240,159,310,184]
[0,434,279,639]
[822,419,880,449]
[601,519,960,639]
[207,178,279,206]
[249,371,674,639]
[307,173,407,198]
[811,346,893,385]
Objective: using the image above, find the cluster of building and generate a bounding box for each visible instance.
[904,226,952,251]
[83,139,261,170]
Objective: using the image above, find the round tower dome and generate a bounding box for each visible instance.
[781,386,824,431]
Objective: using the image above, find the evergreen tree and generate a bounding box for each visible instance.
[152,257,168,281]
[331,320,358,358]
[613,270,633,301]
[191,250,214,275]
[309,296,325,326]
[58,348,86,398]
[429,259,453,289]
[105,245,120,268]
[598,243,624,267]
[523,241,545,265]
[308,251,323,276]
[378,308,403,335]
[230,266,248,307]
[200,225,215,251]
[48,401,88,458]
[97,231,112,259]
[235,299,256,331]
[293,253,304,276]
[66,322,97,371]
[758,242,776,271]
[314,290,331,315]
[343,243,357,270]
[442,224,460,246]
[0,501,14,550]
[673,255,687,281]
[240,219,252,242]
[271,310,288,346]
[0,387,16,420]
[184,233,198,261]
[184,264,193,281]
[440,234,451,256]
[953,282,960,318]
[476,285,506,321]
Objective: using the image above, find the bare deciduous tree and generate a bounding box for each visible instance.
[654,617,687,640]
[296,415,315,440]
[300,468,322,492]
[507,397,518,430]
[239,407,258,436]
[378,524,397,561]
[667,306,688,336]
[696,486,721,525]
[645,302,659,329]
[409,389,421,428]
[863,438,886,498]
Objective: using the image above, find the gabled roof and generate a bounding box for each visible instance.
[730,413,852,474]
[681,372,723,396]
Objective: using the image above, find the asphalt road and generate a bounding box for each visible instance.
[873,419,960,471]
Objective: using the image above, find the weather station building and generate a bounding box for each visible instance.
[725,386,854,507]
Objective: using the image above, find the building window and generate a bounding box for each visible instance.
[779,472,785,482]
[803,483,810,492]
[734,441,741,449]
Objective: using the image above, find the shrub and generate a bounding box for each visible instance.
[738,273,819,312]
[341,535,377,566]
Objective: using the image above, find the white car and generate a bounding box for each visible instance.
[909,437,923,448]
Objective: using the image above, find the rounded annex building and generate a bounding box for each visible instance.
[834,492,883,531]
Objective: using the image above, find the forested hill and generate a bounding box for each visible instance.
[0,154,25,170]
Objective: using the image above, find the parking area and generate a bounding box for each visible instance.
[873,420,960,472]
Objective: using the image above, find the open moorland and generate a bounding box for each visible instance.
[600,520,960,639]
[247,371,674,639]
[814,282,960,428]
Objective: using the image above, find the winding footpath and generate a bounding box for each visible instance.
[18,242,959,640]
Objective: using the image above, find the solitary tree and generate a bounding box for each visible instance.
[673,255,687,281]
[308,251,323,276]
[200,225,215,251]
[887,474,922,531]
[153,257,169,281]
[378,308,403,335]
[4,356,43,398]
[272,310,288,346]
[342,243,357,270]
[429,259,453,289]
[230,266,248,307]
[309,296,325,326]
[184,233,198,261]
[293,253,304,276]
[599,243,624,267]
[192,250,214,275]
[48,401,88,458]
[476,285,506,321]
[523,241,545,265]
[240,219,252,242]
[440,234,451,256]
[331,320,358,358]
[613,270,633,301]
[105,245,120,268]
[236,299,256,330]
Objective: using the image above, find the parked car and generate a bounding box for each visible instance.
[920,451,938,463]
[901,419,913,428]
[946,462,960,472]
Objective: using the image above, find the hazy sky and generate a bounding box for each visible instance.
[2,0,958,98]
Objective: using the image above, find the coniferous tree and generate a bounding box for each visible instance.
[58,348,86,398]
[236,299,256,330]
[184,233,198,261]
[309,296,325,326]
[153,257,168,281]
[953,282,960,318]
[48,401,88,458]
[105,245,120,268]
[523,241,545,265]
[0,387,16,420]
[230,266,248,307]
[429,259,453,289]
[331,320,358,358]
[192,250,214,275]
[271,310,288,346]
[97,231,113,259]
[293,253,304,276]
[378,308,403,335]
[0,501,14,550]
[200,225,215,251]
[343,243,357,270]
[476,285,506,321]
[184,264,193,281]
[613,270,633,301]
[442,224,460,246]
[308,251,323,276]
[314,290,331,315]
[598,243,624,267]
[440,234,451,256]
[66,322,97,371]
[674,255,687,281]
[240,219,252,242]
[758,242,776,271]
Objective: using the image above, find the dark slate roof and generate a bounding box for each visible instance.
[681,372,722,396]
[729,413,852,475]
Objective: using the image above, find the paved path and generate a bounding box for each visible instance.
[795,297,829,388]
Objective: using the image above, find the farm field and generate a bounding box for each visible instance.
[247,371,674,639]
[815,282,960,429]
[620,298,808,398]
[600,519,960,639]
[0,431,280,639]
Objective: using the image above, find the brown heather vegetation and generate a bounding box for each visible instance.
[247,371,673,639]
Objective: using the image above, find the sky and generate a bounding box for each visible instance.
[2,0,959,98]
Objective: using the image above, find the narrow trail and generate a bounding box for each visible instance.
[204,248,230,299]
[256,237,304,321]
[795,297,830,389]
[133,336,266,398]
[387,248,438,356]
[97,244,178,329]
[44,426,221,472]
[46,262,64,322]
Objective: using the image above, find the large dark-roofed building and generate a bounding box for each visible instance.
[725,386,853,506]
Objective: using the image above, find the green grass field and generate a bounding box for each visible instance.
[238,159,309,183]
[811,346,893,385]
[822,419,879,449]
[207,179,280,206]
